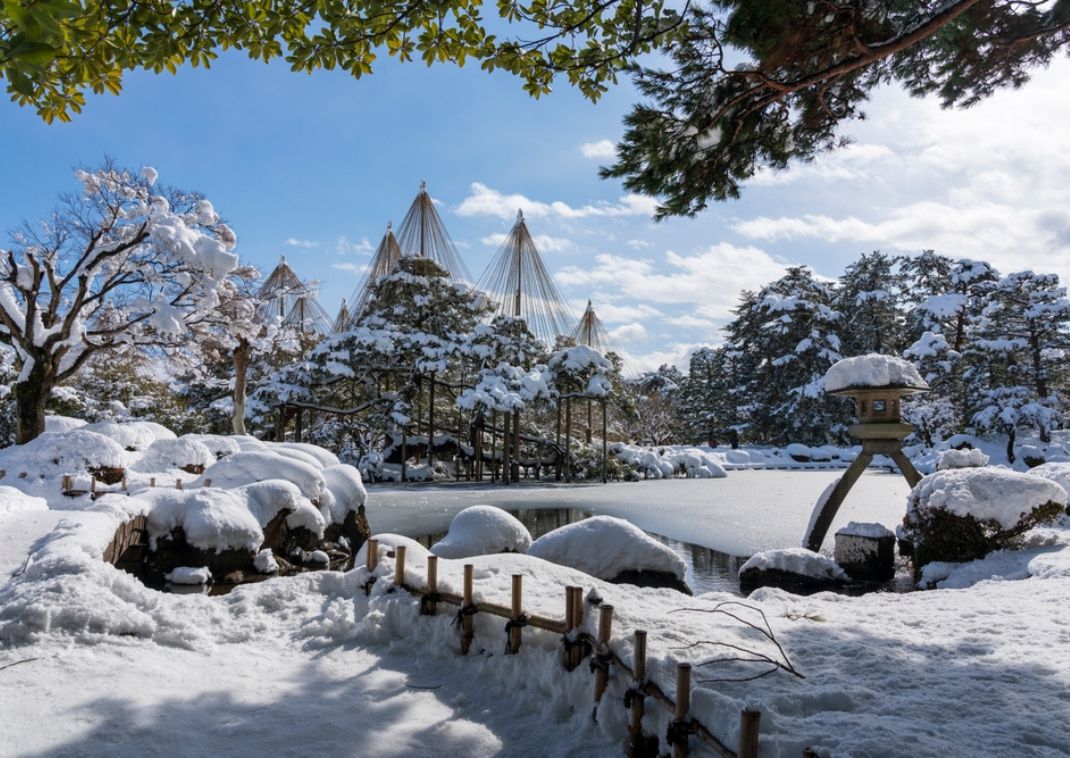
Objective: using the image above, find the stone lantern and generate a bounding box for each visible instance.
[804,354,929,552]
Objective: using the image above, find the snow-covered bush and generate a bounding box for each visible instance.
[133,438,216,474]
[904,467,1067,566]
[937,448,989,470]
[431,506,532,559]
[1029,462,1070,506]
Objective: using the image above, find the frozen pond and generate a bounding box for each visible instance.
[365,469,912,558]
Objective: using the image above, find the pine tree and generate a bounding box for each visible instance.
[836,251,904,357]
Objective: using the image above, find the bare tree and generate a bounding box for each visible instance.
[0,162,239,443]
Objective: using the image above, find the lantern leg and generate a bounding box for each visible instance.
[888,449,922,488]
[804,450,873,552]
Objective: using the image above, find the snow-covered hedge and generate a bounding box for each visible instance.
[904,467,1067,566]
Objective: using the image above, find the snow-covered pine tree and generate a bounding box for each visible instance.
[628,363,685,446]
[902,331,961,446]
[836,251,905,356]
[966,270,1070,458]
[726,267,845,444]
[899,250,954,343]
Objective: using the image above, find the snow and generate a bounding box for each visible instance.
[196,450,327,503]
[430,505,532,559]
[909,467,1067,530]
[1028,462,1070,500]
[527,515,686,581]
[254,548,279,573]
[132,437,215,473]
[0,485,48,514]
[320,464,368,524]
[824,353,928,392]
[136,486,281,554]
[44,415,87,433]
[937,448,990,469]
[739,547,848,581]
[81,420,176,451]
[835,521,894,539]
[2,471,1070,755]
[166,566,212,585]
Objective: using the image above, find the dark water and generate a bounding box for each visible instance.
[410,507,745,595]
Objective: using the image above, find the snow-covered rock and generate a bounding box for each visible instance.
[179,433,241,460]
[81,420,176,451]
[165,566,212,585]
[528,516,686,588]
[320,464,368,525]
[44,415,87,433]
[937,448,989,470]
[431,506,532,559]
[908,468,1067,532]
[824,353,928,393]
[1029,462,1070,503]
[740,547,847,581]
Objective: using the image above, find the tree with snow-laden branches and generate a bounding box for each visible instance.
[0,163,239,443]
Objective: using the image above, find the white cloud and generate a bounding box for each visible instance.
[607,322,648,343]
[456,182,657,221]
[481,232,574,252]
[627,239,653,250]
[331,262,369,274]
[285,237,319,249]
[335,235,374,255]
[578,302,663,324]
[750,143,895,187]
[579,139,616,160]
[557,242,793,320]
[617,342,717,376]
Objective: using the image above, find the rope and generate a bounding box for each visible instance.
[361,577,377,596]
[451,604,478,628]
[504,614,529,653]
[666,719,692,747]
[623,681,646,709]
[588,650,613,675]
[419,592,442,614]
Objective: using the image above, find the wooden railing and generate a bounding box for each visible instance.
[365,537,763,758]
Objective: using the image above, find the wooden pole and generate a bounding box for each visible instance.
[555,404,562,481]
[62,474,71,494]
[366,538,379,571]
[672,663,691,758]
[593,604,614,704]
[424,555,438,616]
[508,574,523,653]
[149,477,156,488]
[563,586,576,669]
[204,478,212,488]
[501,412,511,485]
[628,630,647,756]
[394,545,406,586]
[461,564,475,655]
[490,410,498,482]
[90,476,96,495]
[428,374,436,468]
[602,399,608,484]
[565,397,572,482]
[295,407,304,443]
[512,410,521,482]
[739,709,761,758]
[176,478,183,491]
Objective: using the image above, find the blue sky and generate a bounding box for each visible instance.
[3,52,1069,374]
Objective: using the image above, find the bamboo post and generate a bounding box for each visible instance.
[122,476,128,491]
[461,564,475,655]
[563,586,576,669]
[149,477,156,488]
[176,479,183,491]
[366,538,379,571]
[394,545,406,586]
[508,574,523,653]
[628,630,647,756]
[739,709,761,758]
[593,604,614,704]
[89,476,96,495]
[204,478,212,487]
[602,399,608,484]
[672,663,691,758]
[62,474,72,494]
[424,555,438,616]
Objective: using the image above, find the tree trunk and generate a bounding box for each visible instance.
[15,365,50,444]
[1007,427,1017,464]
[428,374,436,468]
[232,338,251,435]
[512,410,520,482]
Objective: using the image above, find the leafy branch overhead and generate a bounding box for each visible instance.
[3,1,1068,216]
[0,0,684,121]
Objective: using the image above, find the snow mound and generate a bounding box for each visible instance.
[320,464,368,524]
[133,437,216,473]
[139,480,320,553]
[44,415,87,433]
[0,429,127,487]
[197,451,326,503]
[1029,462,1070,502]
[0,486,48,514]
[81,420,176,451]
[179,433,241,460]
[824,353,928,393]
[271,442,340,468]
[528,516,685,581]
[910,468,1068,530]
[740,548,847,582]
[354,533,431,568]
[937,448,989,470]
[431,506,532,559]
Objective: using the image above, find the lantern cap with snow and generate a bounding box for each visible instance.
[824,354,928,426]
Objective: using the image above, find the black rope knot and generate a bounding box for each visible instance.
[419,592,442,614]
[504,614,529,634]
[588,650,613,675]
[623,683,646,709]
[451,603,478,628]
[361,577,377,596]
[666,719,692,746]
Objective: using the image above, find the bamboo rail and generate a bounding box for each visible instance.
[363,540,759,757]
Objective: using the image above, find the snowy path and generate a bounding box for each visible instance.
[366,470,913,555]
